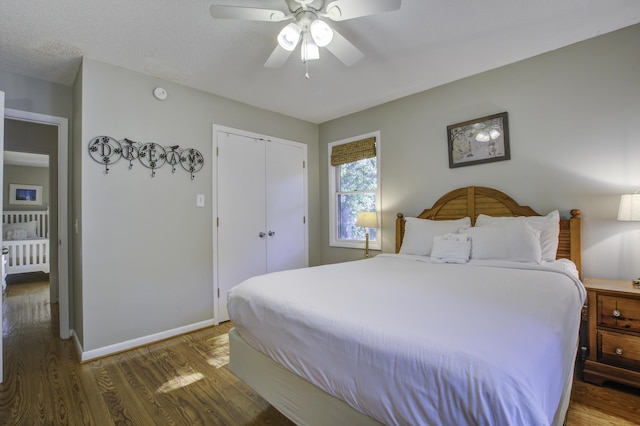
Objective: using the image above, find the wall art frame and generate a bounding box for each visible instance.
[9,183,43,205]
[447,111,510,168]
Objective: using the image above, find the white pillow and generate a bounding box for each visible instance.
[475,210,560,261]
[8,229,28,240]
[3,221,38,239]
[431,233,471,264]
[399,217,471,256]
[465,220,542,263]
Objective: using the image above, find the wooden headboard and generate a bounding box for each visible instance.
[395,186,582,278]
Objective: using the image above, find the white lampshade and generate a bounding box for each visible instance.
[277,23,301,51]
[310,19,333,47]
[618,193,640,221]
[356,211,378,228]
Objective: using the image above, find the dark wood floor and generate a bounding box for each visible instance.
[1,278,640,425]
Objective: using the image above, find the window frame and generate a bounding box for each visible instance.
[328,131,381,250]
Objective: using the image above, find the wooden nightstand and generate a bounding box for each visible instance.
[582,277,640,388]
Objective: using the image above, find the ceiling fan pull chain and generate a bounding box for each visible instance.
[305,60,310,79]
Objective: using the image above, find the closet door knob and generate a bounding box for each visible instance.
[258,232,266,238]
[268,231,275,236]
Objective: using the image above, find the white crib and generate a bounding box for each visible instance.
[2,210,50,275]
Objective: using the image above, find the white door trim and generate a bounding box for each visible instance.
[1,90,4,383]
[4,108,70,339]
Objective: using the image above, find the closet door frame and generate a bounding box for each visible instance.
[212,125,308,325]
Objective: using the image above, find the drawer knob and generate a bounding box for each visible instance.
[615,348,623,355]
[613,309,621,317]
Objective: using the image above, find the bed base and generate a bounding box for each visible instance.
[229,328,382,426]
[230,327,572,426]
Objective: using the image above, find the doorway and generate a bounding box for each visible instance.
[3,151,51,296]
[3,109,69,339]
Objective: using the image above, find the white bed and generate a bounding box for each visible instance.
[228,186,584,426]
[2,209,50,276]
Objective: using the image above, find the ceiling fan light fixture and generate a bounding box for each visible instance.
[301,32,320,61]
[310,19,333,47]
[277,22,302,51]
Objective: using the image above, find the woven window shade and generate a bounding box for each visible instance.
[330,137,376,166]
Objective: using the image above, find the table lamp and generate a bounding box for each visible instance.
[356,211,378,258]
[618,191,640,287]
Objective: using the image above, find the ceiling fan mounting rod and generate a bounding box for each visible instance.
[294,10,319,28]
[293,0,315,9]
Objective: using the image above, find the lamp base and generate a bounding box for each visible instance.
[364,231,370,258]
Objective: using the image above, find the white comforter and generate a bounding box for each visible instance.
[228,254,586,426]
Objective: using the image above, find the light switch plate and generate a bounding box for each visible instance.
[196,194,205,207]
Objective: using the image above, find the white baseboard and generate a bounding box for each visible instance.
[78,319,216,362]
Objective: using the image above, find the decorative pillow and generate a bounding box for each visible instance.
[7,229,28,240]
[465,220,542,263]
[3,221,38,239]
[431,233,471,264]
[475,210,560,261]
[399,217,471,256]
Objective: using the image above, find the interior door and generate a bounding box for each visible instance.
[265,140,306,273]
[216,132,266,322]
[0,90,5,383]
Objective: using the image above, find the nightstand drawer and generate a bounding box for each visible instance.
[598,295,640,332]
[598,329,640,370]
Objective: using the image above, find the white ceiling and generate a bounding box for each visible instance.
[1,0,639,124]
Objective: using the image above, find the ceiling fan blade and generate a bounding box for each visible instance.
[210,5,288,22]
[324,0,401,21]
[325,28,364,66]
[264,45,293,68]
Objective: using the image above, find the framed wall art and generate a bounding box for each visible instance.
[8,183,43,205]
[447,112,510,168]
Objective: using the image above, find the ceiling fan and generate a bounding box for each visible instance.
[210,0,401,74]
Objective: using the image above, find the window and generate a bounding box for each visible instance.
[328,131,381,250]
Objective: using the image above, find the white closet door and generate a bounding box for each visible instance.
[217,132,266,322]
[265,141,306,273]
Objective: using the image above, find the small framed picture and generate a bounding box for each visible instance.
[447,112,510,168]
[9,183,43,205]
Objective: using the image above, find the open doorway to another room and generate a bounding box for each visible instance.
[2,119,58,339]
[3,150,51,284]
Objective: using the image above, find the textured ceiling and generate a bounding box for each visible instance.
[1,0,639,123]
